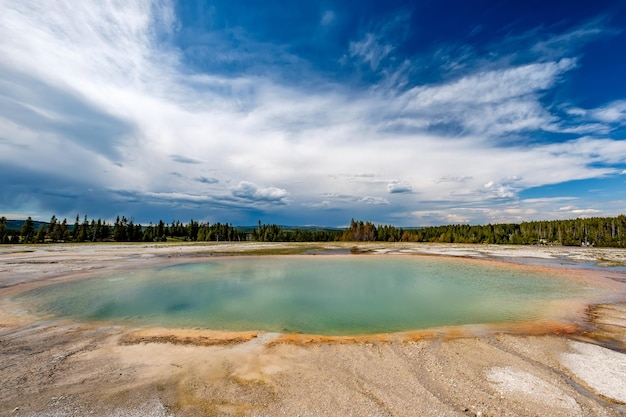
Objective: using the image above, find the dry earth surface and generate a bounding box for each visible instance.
[1,242,626,417]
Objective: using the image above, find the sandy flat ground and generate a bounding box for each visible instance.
[1,242,626,416]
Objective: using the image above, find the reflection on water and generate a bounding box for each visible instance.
[17,256,609,335]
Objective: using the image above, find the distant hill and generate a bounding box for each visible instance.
[5,219,48,231]
[236,225,344,233]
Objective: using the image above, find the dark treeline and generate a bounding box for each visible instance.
[250,220,342,242]
[2,214,626,247]
[342,216,626,247]
[0,215,338,244]
[0,214,246,244]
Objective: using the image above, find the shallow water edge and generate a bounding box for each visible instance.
[2,242,626,340]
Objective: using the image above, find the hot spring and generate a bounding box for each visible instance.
[17,256,606,335]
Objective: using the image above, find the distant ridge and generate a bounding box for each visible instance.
[5,219,48,231]
[236,225,343,233]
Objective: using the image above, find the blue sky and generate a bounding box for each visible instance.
[1,0,626,226]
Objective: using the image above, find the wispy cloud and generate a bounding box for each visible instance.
[530,18,614,59]
[589,100,626,124]
[394,58,576,136]
[320,10,335,26]
[349,33,395,71]
[359,196,390,205]
[194,176,219,184]
[170,154,203,164]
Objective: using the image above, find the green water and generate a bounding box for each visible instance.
[18,256,599,335]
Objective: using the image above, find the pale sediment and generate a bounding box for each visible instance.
[1,242,626,416]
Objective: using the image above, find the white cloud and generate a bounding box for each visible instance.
[590,100,626,124]
[231,181,288,204]
[1,2,625,224]
[566,107,587,117]
[387,180,412,194]
[143,191,212,202]
[558,205,601,216]
[359,197,390,205]
[571,209,601,215]
[438,176,472,183]
[396,59,575,136]
[446,213,470,224]
[349,33,395,71]
[405,58,575,106]
[305,200,331,209]
[531,24,605,58]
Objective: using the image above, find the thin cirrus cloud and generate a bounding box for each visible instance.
[194,176,219,185]
[349,33,395,71]
[170,155,203,164]
[0,0,625,226]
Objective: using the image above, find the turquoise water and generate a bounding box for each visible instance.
[18,256,599,335]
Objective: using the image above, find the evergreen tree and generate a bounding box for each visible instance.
[35,224,46,243]
[48,215,57,242]
[187,219,199,241]
[0,216,6,244]
[59,219,70,241]
[113,216,128,241]
[20,216,35,243]
[156,220,166,241]
[77,215,89,242]
[143,223,154,242]
[90,219,97,242]
[72,214,80,240]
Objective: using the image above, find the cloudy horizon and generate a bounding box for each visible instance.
[1,1,625,226]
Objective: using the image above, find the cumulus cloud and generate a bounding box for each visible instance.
[231,181,289,204]
[387,180,412,194]
[482,181,517,199]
